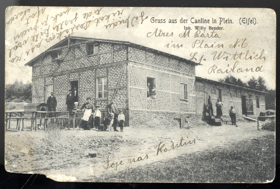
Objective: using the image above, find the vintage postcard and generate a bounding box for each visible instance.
[5,7,276,182]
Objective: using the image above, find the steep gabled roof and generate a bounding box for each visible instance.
[25,36,200,66]
[196,77,267,94]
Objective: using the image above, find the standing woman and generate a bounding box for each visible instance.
[208,95,213,117]
[216,98,223,118]
[80,97,94,130]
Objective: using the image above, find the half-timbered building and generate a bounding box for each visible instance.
[26,36,266,127]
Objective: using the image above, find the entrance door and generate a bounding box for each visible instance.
[45,85,53,103]
[241,95,247,116]
[71,81,78,102]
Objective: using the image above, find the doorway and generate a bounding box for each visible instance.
[71,81,78,102]
[241,95,247,116]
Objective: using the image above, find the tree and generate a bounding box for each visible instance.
[265,90,276,110]
[237,78,247,87]
[219,75,246,87]
[5,80,32,102]
[247,77,258,89]
[257,76,267,91]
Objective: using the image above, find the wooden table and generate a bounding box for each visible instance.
[5,110,37,131]
[5,110,87,131]
[36,111,71,130]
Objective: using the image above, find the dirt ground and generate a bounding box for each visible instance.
[5,119,274,182]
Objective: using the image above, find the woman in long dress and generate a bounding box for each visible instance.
[80,97,94,130]
[208,95,213,117]
[216,98,223,118]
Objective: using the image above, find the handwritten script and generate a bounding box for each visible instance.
[6,7,149,63]
[103,137,195,171]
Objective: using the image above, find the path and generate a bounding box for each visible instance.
[5,121,273,182]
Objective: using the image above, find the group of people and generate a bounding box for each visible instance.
[78,97,125,132]
[47,90,238,129]
[203,95,237,126]
[46,90,125,132]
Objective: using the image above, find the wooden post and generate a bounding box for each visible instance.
[19,112,22,130]
[18,118,21,130]
[34,112,37,131]
[67,112,70,129]
[257,117,260,131]
[73,112,76,129]
[44,116,46,130]
[31,112,33,131]
[5,113,8,131]
[40,113,42,128]
[9,113,11,129]
[54,112,57,124]
[21,112,24,131]
[45,118,48,130]
[16,119,19,130]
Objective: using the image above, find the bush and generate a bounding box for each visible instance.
[261,120,275,131]
[5,80,32,102]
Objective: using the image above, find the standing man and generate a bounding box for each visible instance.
[106,102,119,132]
[47,92,57,117]
[229,106,237,127]
[66,89,75,112]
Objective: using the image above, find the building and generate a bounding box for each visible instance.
[25,36,266,127]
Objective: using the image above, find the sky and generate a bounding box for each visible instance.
[5,7,276,89]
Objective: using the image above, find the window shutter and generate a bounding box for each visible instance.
[184,84,188,99]
[180,84,184,99]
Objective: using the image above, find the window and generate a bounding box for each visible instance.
[51,50,62,60]
[180,84,188,100]
[218,89,222,101]
[147,77,156,98]
[96,77,107,99]
[256,96,260,108]
[87,43,99,55]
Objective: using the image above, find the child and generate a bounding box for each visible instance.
[105,113,114,132]
[118,110,125,132]
[94,105,101,130]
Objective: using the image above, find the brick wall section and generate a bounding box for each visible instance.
[127,45,196,127]
[31,42,129,122]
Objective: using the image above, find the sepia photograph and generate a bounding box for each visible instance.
[5,7,276,182]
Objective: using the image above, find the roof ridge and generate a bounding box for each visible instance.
[25,36,200,66]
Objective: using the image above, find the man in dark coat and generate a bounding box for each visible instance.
[66,89,75,112]
[229,106,237,127]
[106,102,119,131]
[47,92,57,117]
